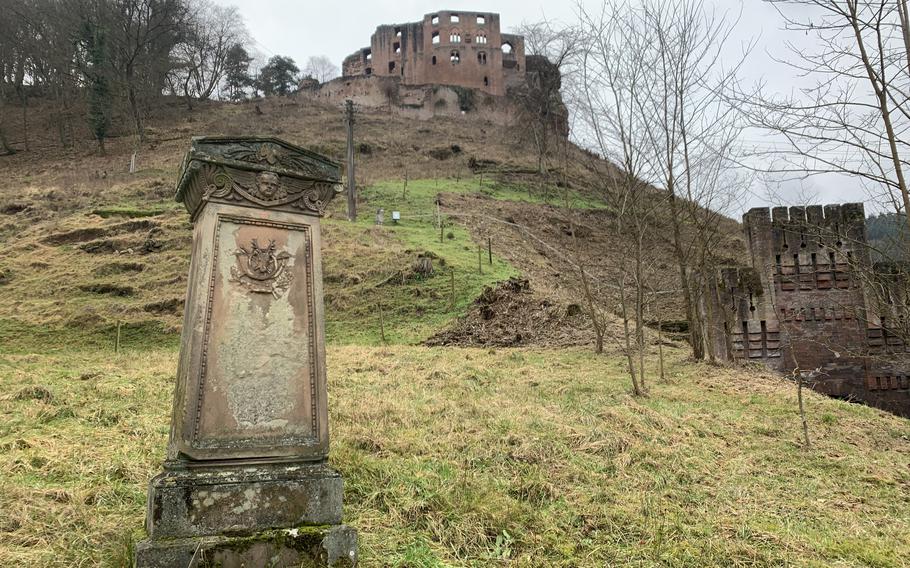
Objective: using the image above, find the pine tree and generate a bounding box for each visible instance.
[258,55,299,97]
[223,43,253,101]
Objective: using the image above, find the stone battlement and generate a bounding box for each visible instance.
[744,203,865,226]
[708,202,910,417]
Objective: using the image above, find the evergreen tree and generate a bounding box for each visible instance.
[82,21,111,155]
[223,43,253,101]
[258,55,299,97]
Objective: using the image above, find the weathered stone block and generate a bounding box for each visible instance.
[147,462,343,539]
[135,524,358,568]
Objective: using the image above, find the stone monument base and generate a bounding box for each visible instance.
[136,460,357,566]
[145,461,344,539]
[134,524,358,567]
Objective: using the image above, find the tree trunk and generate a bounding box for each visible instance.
[618,272,642,396]
[669,192,704,359]
[126,67,145,142]
[657,293,665,381]
[575,223,604,354]
[18,93,29,152]
[635,236,647,393]
[849,3,910,237]
[0,124,13,155]
[797,372,811,449]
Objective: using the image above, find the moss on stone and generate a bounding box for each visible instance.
[193,526,335,568]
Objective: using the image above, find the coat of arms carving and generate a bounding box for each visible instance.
[230,238,294,299]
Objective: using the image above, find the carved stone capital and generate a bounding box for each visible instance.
[174,137,341,220]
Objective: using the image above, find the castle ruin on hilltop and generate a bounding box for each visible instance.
[300,9,566,126]
[342,10,526,97]
[708,204,910,417]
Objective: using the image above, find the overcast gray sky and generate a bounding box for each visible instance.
[215,0,868,216]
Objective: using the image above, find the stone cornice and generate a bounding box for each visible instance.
[174,137,342,220]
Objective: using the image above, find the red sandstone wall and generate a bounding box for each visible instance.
[341,10,526,97]
[715,204,910,416]
[302,75,517,125]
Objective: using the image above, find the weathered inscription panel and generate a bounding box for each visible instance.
[193,215,320,454]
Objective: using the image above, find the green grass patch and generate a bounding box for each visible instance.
[359,177,607,212]
[91,207,169,219]
[0,319,179,354]
[1,345,909,566]
[321,178,527,345]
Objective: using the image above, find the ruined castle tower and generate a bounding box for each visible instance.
[342,10,526,96]
[711,204,910,417]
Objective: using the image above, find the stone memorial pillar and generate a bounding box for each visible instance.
[135,137,357,567]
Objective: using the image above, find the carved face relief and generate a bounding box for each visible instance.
[256,171,282,200]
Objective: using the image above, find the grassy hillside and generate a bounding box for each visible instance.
[2,97,908,568]
[2,345,909,567]
[0,97,624,351]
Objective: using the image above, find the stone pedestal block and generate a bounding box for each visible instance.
[146,461,343,539]
[135,524,358,568]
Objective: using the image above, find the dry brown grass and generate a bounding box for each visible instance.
[1,345,909,566]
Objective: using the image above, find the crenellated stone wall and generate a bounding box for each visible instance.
[711,203,910,417]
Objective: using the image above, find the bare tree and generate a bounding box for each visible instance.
[512,21,579,174]
[303,55,339,84]
[170,0,246,102]
[635,0,750,362]
[108,0,190,140]
[572,0,749,363]
[574,3,676,395]
[742,1,910,235]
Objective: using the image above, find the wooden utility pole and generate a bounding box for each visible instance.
[437,200,443,243]
[344,99,357,221]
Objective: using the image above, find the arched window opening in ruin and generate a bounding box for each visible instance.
[395,27,401,37]
[450,31,461,43]
[476,34,487,44]
[450,50,460,64]
[477,51,487,65]
[502,42,513,55]
[432,55,437,65]
[431,14,439,25]
[365,67,372,75]
[477,15,486,24]
[394,42,401,54]
[364,49,372,62]
[483,76,489,86]
[432,31,440,44]
[388,61,396,72]
[451,13,460,23]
